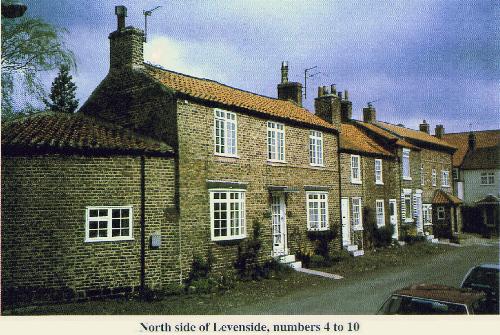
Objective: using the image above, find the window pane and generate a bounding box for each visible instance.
[89,210,98,217]
[89,221,98,230]
[98,209,107,217]
[112,209,120,217]
[112,219,120,228]
[89,230,98,238]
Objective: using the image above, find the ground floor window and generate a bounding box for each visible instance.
[352,197,363,230]
[85,206,133,242]
[376,200,385,227]
[210,190,246,241]
[307,192,329,231]
[437,206,445,220]
[402,190,413,223]
[423,204,432,225]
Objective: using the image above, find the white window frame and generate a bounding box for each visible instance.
[267,121,286,162]
[480,172,495,185]
[375,159,383,185]
[309,130,324,167]
[422,204,432,226]
[351,155,362,184]
[437,206,445,220]
[441,170,450,187]
[306,192,329,231]
[402,189,413,223]
[214,109,238,157]
[432,169,437,186]
[402,149,411,180]
[209,189,246,241]
[85,206,133,242]
[376,200,385,227]
[351,197,363,231]
[420,163,425,186]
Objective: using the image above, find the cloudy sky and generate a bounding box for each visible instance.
[20,0,498,133]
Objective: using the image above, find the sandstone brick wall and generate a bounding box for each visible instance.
[1,155,178,297]
[420,148,454,203]
[175,100,341,273]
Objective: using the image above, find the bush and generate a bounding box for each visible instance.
[403,234,426,245]
[261,259,292,279]
[306,227,337,258]
[295,248,313,268]
[373,225,394,248]
[329,249,351,263]
[186,277,219,294]
[163,283,186,296]
[235,220,263,280]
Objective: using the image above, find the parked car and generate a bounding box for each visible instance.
[377,283,487,315]
[461,264,499,314]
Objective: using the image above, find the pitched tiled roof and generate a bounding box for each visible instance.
[354,121,419,149]
[476,195,499,205]
[144,63,336,131]
[461,145,500,170]
[442,130,500,166]
[432,189,462,205]
[340,123,393,157]
[373,121,456,151]
[2,112,174,156]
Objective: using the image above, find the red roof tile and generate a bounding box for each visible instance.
[340,123,393,157]
[432,189,462,205]
[354,121,420,150]
[2,112,173,156]
[442,130,500,166]
[144,64,336,131]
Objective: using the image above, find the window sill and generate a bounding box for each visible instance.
[85,237,134,243]
[307,227,330,232]
[310,163,324,168]
[441,185,451,188]
[353,226,364,231]
[267,159,287,164]
[402,177,412,181]
[375,181,384,185]
[351,180,362,185]
[211,235,246,242]
[404,219,414,223]
[214,153,240,159]
[424,223,432,226]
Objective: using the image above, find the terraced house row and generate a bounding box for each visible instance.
[1,7,461,301]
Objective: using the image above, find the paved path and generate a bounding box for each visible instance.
[229,243,499,314]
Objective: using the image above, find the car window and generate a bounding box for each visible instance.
[393,296,468,314]
[463,268,499,291]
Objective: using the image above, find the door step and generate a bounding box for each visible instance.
[343,244,358,252]
[277,254,302,269]
[425,234,435,240]
[349,249,364,257]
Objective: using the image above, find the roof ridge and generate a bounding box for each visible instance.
[144,62,310,112]
[444,129,500,135]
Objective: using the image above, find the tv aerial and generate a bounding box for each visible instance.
[143,6,162,42]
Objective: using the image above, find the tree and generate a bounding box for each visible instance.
[1,9,75,118]
[46,64,78,113]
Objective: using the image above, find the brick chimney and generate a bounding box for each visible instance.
[468,132,476,151]
[340,89,352,122]
[362,103,376,123]
[435,124,445,139]
[314,84,341,129]
[109,6,145,72]
[419,120,430,134]
[277,62,303,107]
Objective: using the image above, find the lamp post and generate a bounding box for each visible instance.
[1,2,27,18]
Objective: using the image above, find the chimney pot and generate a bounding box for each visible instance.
[115,5,127,30]
[323,86,328,95]
[281,61,289,84]
[338,91,343,100]
[344,89,349,101]
[277,62,302,106]
[331,84,337,95]
[318,86,324,97]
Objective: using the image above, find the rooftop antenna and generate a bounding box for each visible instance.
[367,98,381,107]
[303,66,320,100]
[143,6,161,42]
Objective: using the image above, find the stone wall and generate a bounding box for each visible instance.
[1,154,178,299]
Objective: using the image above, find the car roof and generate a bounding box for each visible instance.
[394,283,486,305]
[475,264,500,270]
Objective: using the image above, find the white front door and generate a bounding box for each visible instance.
[389,199,398,239]
[415,193,423,233]
[271,193,287,256]
[341,198,350,245]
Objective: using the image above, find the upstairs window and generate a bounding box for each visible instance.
[402,149,411,180]
[420,163,425,186]
[267,121,285,162]
[480,172,495,185]
[376,200,385,227]
[85,206,133,242]
[441,170,450,187]
[432,169,437,186]
[306,192,329,231]
[210,190,246,241]
[309,130,324,166]
[214,109,237,156]
[351,155,361,184]
[375,159,383,184]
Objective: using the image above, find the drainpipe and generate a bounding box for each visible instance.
[140,155,146,298]
[336,136,343,250]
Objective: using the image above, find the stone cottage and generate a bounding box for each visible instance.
[79,8,342,276]
[1,112,177,301]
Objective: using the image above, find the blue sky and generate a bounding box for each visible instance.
[20,0,498,133]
